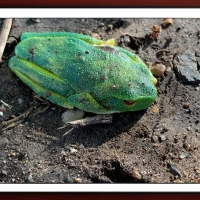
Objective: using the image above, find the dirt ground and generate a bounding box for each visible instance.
[0,18,200,184]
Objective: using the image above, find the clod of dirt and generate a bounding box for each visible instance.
[173,49,200,84]
[91,32,101,40]
[162,18,173,26]
[146,62,166,77]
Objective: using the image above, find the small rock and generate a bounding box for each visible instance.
[179,152,189,159]
[123,35,131,44]
[183,102,190,109]
[99,22,105,27]
[81,19,85,22]
[61,109,84,123]
[79,144,85,149]
[69,148,78,154]
[130,170,142,180]
[37,164,43,169]
[31,18,40,23]
[195,168,200,174]
[61,150,66,156]
[1,170,7,175]
[107,24,113,31]
[151,105,159,113]
[187,126,192,131]
[27,174,34,182]
[168,163,182,178]
[196,87,199,91]
[152,135,159,142]
[195,51,200,57]
[160,135,166,141]
[17,98,23,105]
[173,49,200,84]
[11,178,16,182]
[165,66,172,72]
[0,111,3,116]
[74,178,82,183]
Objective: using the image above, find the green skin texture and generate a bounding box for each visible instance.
[9,32,157,114]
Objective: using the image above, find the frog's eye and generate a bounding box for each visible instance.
[123,100,136,106]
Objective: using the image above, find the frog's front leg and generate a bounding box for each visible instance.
[67,93,118,114]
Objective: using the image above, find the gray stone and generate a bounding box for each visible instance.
[173,49,200,84]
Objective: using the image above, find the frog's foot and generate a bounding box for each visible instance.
[58,114,113,136]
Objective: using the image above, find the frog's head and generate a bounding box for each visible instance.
[93,60,158,113]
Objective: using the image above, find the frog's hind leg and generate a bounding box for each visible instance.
[9,56,74,109]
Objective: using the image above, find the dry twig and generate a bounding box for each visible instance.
[0,18,12,63]
[59,114,113,136]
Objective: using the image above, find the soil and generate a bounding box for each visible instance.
[0,18,200,184]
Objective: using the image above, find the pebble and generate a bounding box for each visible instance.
[12,178,16,182]
[1,170,7,175]
[74,178,82,183]
[63,175,74,183]
[152,135,159,142]
[17,98,23,105]
[69,148,78,154]
[0,111,3,116]
[123,35,131,44]
[179,152,189,159]
[196,87,199,91]
[160,135,166,141]
[61,150,66,156]
[130,170,142,180]
[151,105,159,113]
[79,144,85,149]
[31,18,40,23]
[99,22,105,27]
[183,102,190,109]
[195,168,200,174]
[61,109,84,123]
[107,24,113,31]
[168,163,182,178]
[27,174,34,182]
[187,126,192,131]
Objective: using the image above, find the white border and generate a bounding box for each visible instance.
[0,184,199,192]
[0,8,200,192]
[0,8,199,18]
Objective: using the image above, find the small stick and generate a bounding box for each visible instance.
[59,114,113,136]
[0,106,33,129]
[2,119,24,131]
[0,18,12,63]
